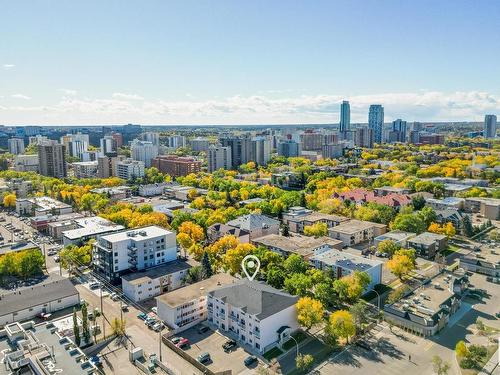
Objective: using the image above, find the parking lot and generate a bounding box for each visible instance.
[170,324,263,374]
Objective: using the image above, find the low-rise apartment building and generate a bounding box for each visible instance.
[156,273,236,332]
[0,276,80,326]
[384,272,469,337]
[310,249,383,291]
[226,214,280,240]
[207,223,250,244]
[459,251,500,277]
[151,155,202,177]
[282,206,349,234]
[16,197,73,217]
[374,230,416,248]
[464,197,500,220]
[329,220,387,247]
[252,234,343,260]
[407,232,448,259]
[62,216,125,246]
[122,259,194,302]
[208,280,299,354]
[92,226,177,283]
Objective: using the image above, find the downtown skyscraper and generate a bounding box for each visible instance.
[368,105,384,143]
[484,114,497,138]
[339,100,350,132]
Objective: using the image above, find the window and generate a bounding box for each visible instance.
[114,252,118,256]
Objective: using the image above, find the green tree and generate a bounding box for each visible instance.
[417,206,437,227]
[377,239,401,257]
[284,273,312,296]
[266,266,286,289]
[391,213,426,234]
[81,302,91,344]
[432,355,450,375]
[411,195,426,210]
[200,252,213,279]
[349,301,370,329]
[284,254,308,274]
[314,281,335,306]
[462,215,474,237]
[73,309,81,346]
[295,353,314,372]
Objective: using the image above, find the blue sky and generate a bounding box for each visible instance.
[1,0,499,125]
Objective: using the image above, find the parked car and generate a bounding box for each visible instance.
[197,352,211,364]
[197,325,209,334]
[151,306,158,314]
[170,337,182,344]
[89,282,100,290]
[152,322,163,332]
[223,340,237,352]
[137,312,147,320]
[244,356,257,366]
[53,255,60,263]
[175,338,190,349]
[121,304,129,311]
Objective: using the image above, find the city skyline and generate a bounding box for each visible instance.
[1,0,500,125]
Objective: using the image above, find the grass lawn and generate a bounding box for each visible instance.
[282,331,307,351]
[286,343,334,375]
[263,347,283,361]
[459,344,498,375]
[362,284,392,302]
[441,244,461,256]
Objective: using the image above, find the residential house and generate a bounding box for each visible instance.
[207,223,250,244]
[282,206,349,234]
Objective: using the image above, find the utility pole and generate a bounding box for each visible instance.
[100,287,105,339]
[159,327,163,362]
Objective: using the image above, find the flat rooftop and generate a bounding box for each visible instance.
[23,196,72,210]
[253,234,343,257]
[408,231,447,246]
[290,211,349,223]
[311,248,382,272]
[62,216,124,240]
[389,273,463,319]
[99,225,172,242]
[461,250,500,266]
[329,219,377,234]
[0,241,39,255]
[375,230,416,242]
[122,259,196,285]
[156,273,236,308]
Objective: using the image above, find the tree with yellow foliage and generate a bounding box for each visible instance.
[428,222,456,238]
[325,310,356,344]
[387,253,415,280]
[296,297,324,330]
[303,222,328,237]
[222,243,256,275]
[2,193,16,209]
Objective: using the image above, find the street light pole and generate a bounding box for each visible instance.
[159,327,163,362]
[288,335,299,358]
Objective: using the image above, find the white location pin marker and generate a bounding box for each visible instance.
[241,255,261,281]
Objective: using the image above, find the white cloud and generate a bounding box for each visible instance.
[0,90,498,125]
[59,89,78,96]
[3,64,15,70]
[112,92,144,101]
[11,94,31,100]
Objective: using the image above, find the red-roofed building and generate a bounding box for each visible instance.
[333,188,412,208]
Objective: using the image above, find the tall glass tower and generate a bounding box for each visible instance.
[339,100,350,132]
[368,105,384,143]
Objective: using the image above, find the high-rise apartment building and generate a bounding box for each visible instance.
[339,100,351,132]
[8,138,25,155]
[131,139,158,168]
[151,155,202,177]
[97,156,118,178]
[278,139,300,158]
[368,105,384,144]
[100,135,118,157]
[165,135,186,149]
[115,158,145,180]
[208,145,232,172]
[355,127,374,148]
[38,141,67,178]
[190,137,210,153]
[141,132,160,146]
[251,136,271,166]
[391,119,408,143]
[484,114,497,138]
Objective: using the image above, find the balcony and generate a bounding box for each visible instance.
[253,330,260,338]
[128,258,137,266]
[229,314,238,322]
[238,320,246,329]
